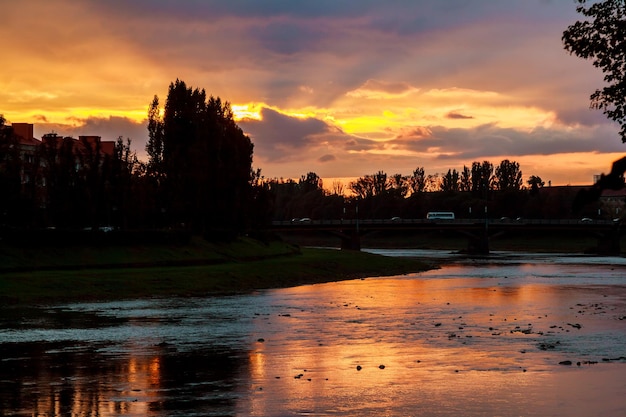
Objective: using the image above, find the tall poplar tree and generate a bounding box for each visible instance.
[147,80,254,237]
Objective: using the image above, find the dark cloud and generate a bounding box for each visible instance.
[91,0,381,21]
[446,111,473,120]
[555,107,610,128]
[250,21,326,55]
[390,123,625,160]
[318,154,336,163]
[239,108,337,161]
[358,79,415,95]
[343,136,380,152]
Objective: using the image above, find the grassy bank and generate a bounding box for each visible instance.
[0,237,434,305]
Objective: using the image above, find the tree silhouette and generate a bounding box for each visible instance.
[299,172,323,194]
[146,96,165,182]
[0,116,22,226]
[389,173,409,198]
[471,161,494,194]
[39,135,86,228]
[564,1,626,209]
[494,159,523,191]
[407,167,426,194]
[441,169,460,192]
[527,175,545,194]
[108,137,139,229]
[148,80,254,237]
[459,166,472,192]
[349,175,375,199]
[563,0,626,140]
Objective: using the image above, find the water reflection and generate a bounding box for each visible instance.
[0,341,247,416]
[1,251,625,416]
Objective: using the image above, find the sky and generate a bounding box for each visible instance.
[2,0,625,188]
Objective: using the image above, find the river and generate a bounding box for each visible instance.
[1,250,625,416]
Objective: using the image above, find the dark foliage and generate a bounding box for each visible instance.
[146,80,254,238]
[563,0,626,141]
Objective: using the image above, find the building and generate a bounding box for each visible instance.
[12,123,116,175]
[9,122,117,216]
[600,188,626,218]
[11,123,41,188]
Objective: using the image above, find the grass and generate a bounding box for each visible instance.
[0,236,299,271]
[4,228,614,305]
[0,238,433,305]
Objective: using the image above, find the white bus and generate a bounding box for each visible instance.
[426,211,455,220]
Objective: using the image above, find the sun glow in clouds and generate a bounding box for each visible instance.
[232,103,263,121]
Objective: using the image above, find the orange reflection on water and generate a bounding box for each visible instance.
[25,348,163,417]
[240,275,626,416]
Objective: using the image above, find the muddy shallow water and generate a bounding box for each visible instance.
[1,250,625,416]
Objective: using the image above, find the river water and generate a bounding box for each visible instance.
[1,250,625,416]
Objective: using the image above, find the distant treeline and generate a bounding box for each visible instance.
[261,170,601,223]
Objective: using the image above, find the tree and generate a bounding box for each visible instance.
[0,116,21,226]
[109,137,139,229]
[372,171,388,196]
[425,173,440,192]
[146,95,165,181]
[149,79,254,236]
[247,168,274,229]
[563,0,626,140]
[78,136,108,229]
[348,171,391,199]
[459,166,472,192]
[330,180,345,196]
[389,173,409,198]
[349,175,374,199]
[349,173,380,199]
[527,175,545,194]
[441,169,460,192]
[471,161,494,194]
[407,167,427,194]
[494,159,523,191]
[39,134,86,227]
[299,172,323,194]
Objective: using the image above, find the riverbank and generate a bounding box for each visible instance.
[278,230,622,254]
[0,237,434,305]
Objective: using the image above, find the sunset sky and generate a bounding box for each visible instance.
[3,0,625,187]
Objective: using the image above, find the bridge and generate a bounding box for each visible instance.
[269,218,624,255]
